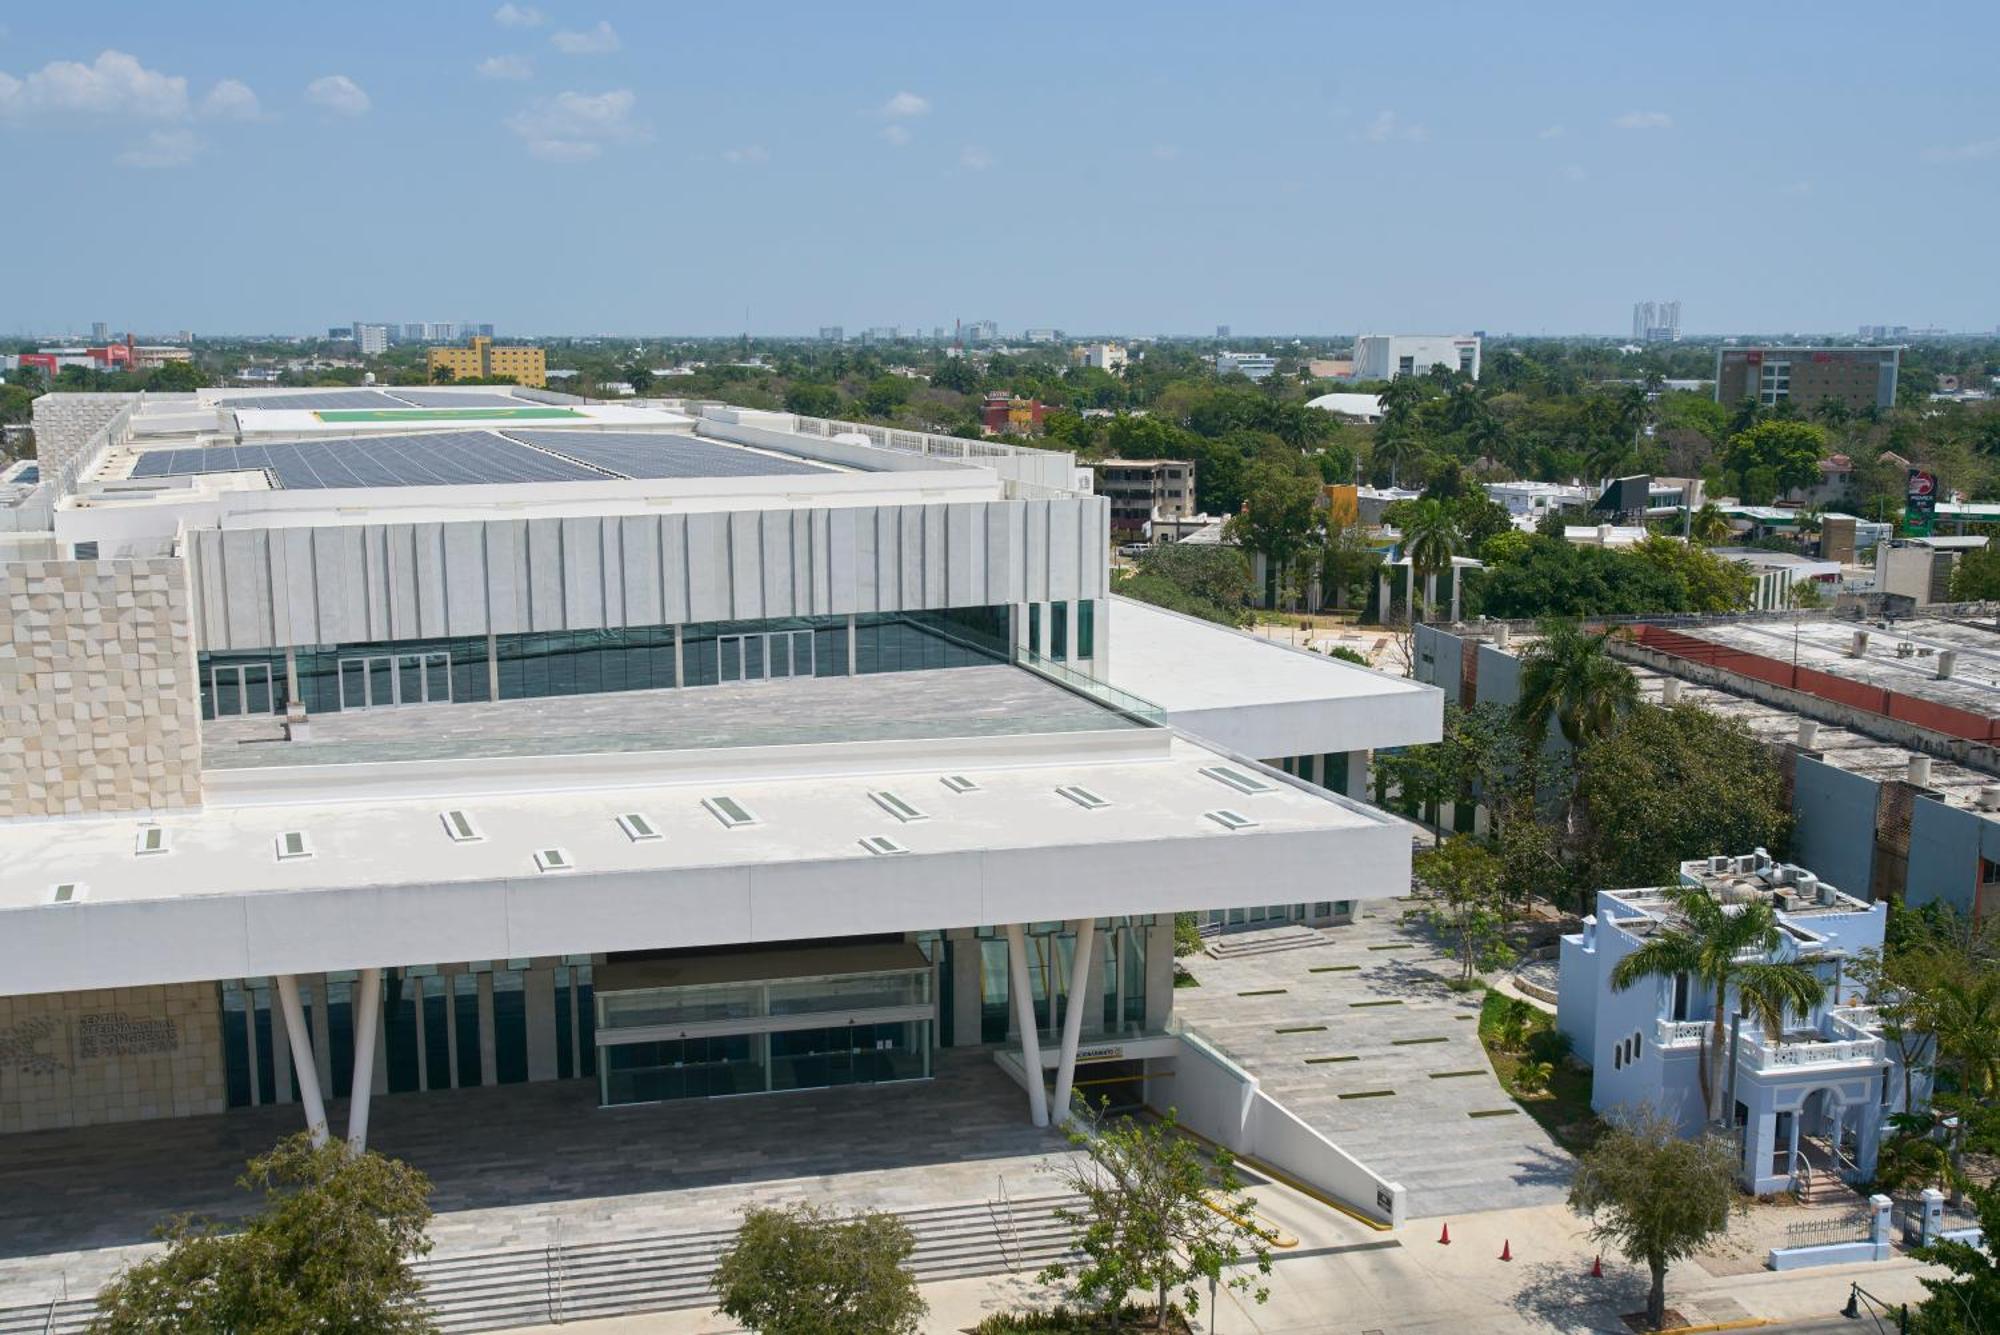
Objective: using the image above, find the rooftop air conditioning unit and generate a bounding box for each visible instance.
[1794,872,1819,900]
[1710,855,1731,874]
[1979,784,2000,812]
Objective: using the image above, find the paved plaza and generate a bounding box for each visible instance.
[0,1053,1077,1306]
[1173,903,1575,1219]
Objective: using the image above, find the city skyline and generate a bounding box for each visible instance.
[2,2,1997,335]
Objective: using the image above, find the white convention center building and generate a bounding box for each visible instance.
[0,387,1438,1191]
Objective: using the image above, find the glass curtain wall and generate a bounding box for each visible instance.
[974,919,1152,1046]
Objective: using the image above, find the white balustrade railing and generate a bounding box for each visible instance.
[1737,1028,1884,1071]
[1654,1019,1708,1048]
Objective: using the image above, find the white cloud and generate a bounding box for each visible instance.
[1922,138,2000,163]
[1359,110,1427,144]
[721,144,768,165]
[507,88,644,161]
[879,91,929,118]
[305,74,370,116]
[1537,124,1566,140]
[1613,110,1673,130]
[879,123,912,147]
[959,145,992,170]
[117,127,200,168]
[1561,162,1588,182]
[551,21,620,55]
[493,4,544,27]
[477,54,533,80]
[0,49,189,120]
[199,78,259,120]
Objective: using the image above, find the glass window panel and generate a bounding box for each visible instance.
[426,654,452,702]
[214,668,242,717]
[245,666,273,714]
[1051,603,1069,661]
[1077,602,1095,660]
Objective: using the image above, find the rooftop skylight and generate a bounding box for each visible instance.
[440,809,484,843]
[868,790,928,823]
[859,834,910,856]
[1205,808,1259,831]
[616,812,663,843]
[1056,784,1110,810]
[703,795,758,828]
[1200,765,1274,796]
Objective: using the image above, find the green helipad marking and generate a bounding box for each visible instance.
[1468,1108,1521,1118]
[1367,943,1415,951]
[1274,1024,1327,1035]
[1338,1089,1396,1100]
[1237,988,1288,997]
[311,407,585,423]
[1429,1070,1487,1079]
[1391,1036,1449,1046]
[1305,1055,1360,1065]
[1350,999,1403,1008]
[1309,965,1361,973]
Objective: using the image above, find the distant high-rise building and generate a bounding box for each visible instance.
[818,326,844,342]
[424,322,458,343]
[964,320,999,344]
[328,327,354,341]
[1209,350,1276,382]
[475,323,495,338]
[403,323,426,343]
[1351,334,1481,382]
[90,322,109,342]
[1216,325,1231,339]
[1023,328,1063,344]
[354,323,390,355]
[1632,300,1681,343]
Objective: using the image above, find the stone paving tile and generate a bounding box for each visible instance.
[0,1052,1075,1304]
[1172,901,1573,1220]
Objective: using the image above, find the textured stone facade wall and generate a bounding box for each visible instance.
[28,392,137,497]
[0,984,226,1133]
[1,557,203,817]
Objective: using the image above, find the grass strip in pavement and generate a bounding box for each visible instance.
[1304,1055,1360,1065]
[1429,1069,1487,1080]
[1391,1036,1449,1046]
[1238,988,1288,997]
[1367,943,1415,951]
[1274,1024,1327,1035]
[1468,1107,1521,1118]
[1349,999,1402,1008]
[1308,964,1361,973]
[1338,1089,1396,1100]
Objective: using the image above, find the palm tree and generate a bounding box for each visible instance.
[1371,429,1427,489]
[1930,968,2000,1199]
[1688,503,1732,546]
[1515,622,1640,750]
[1398,498,1460,622]
[1377,377,1425,435]
[1611,886,1829,1126]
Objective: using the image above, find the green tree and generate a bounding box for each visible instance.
[1226,460,1322,609]
[1610,878,1825,1125]
[1906,1180,2000,1333]
[1568,1109,1741,1331]
[1687,503,1732,546]
[1474,537,1691,618]
[1724,420,1828,497]
[1113,544,1256,626]
[710,1203,927,1335]
[1515,621,1639,750]
[1631,535,1754,613]
[1041,1109,1271,1330]
[143,360,207,393]
[1576,702,1792,895]
[1415,837,1512,985]
[783,382,843,418]
[931,356,982,394]
[1949,542,2000,601]
[859,374,912,419]
[91,1135,435,1334]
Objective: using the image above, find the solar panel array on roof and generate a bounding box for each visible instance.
[214,390,411,411]
[127,431,610,489]
[504,430,840,479]
[386,390,532,408]
[13,466,37,484]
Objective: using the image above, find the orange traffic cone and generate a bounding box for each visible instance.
[1439,1222,1451,1245]
[1590,1254,1603,1278]
[1499,1239,1512,1262]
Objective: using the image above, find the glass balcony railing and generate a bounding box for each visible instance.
[1015,648,1166,727]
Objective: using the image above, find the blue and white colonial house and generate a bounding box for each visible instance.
[1558,851,1929,1195]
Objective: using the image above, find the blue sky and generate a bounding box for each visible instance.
[3,2,1996,338]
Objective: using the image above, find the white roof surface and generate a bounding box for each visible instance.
[1306,392,1384,420]
[1104,597,1441,757]
[0,729,1409,995]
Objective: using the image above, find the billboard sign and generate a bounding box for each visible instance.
[1905,469,1937,536]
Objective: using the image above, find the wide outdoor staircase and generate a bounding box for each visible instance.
[0,1297,97,1335]
[0,1193,1080,1335]
[417,1192,1082,1333]
[1206,925,1331,959]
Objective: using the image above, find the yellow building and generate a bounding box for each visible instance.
[426,335,547,388]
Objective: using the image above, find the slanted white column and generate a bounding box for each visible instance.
[1403,564,1415,622]
[1450,565,1463,622]
[1050,918,1098,1124]
[1423,571,1437,621]
[346,967,384,1153]
[1004,923,1050,1127]
[274,975,329,1147]
[1377,569,1391,621]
